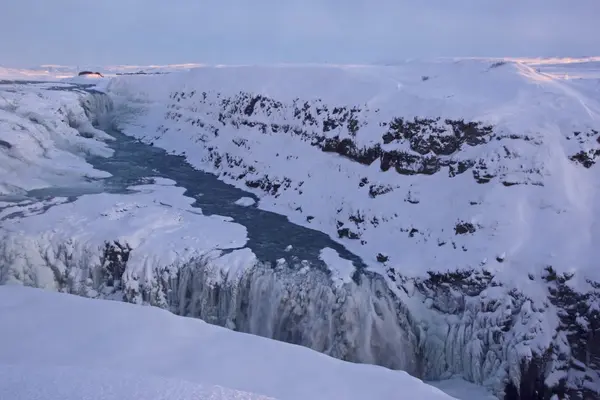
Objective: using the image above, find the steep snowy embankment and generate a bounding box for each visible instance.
[105,59,600,399]
[0,285,455,400]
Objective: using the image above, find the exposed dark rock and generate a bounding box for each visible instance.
[337,227,360,240]
[244,175,291,196]
[0,139,12,149]
[568,129,600,168]
[100,241,131,288]
[490,61,507,69]
[376,253,389,263]
[368,184,394,198]
[455,221,477,235]
[570,149,600,168]
[168,90,509,184]
[116,71,169,76]
[78,71,104,77]
[414,267,600,400]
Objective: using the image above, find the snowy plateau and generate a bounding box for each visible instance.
[0,58,599,400]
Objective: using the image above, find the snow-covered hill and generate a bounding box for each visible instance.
[1,58,599,399]
[0,285,455,400]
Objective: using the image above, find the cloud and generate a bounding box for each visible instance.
[0,0,599,66]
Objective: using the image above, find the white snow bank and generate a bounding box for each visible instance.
[319,247,356,287]
[235,196,256,206]
[0,83,113,196]
[0,364,273,400]
[0,285,456,400]
[0,64,207,81]
[0,179,251,292]
[108,58,600,292]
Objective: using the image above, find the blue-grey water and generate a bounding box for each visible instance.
[89,128,366,269]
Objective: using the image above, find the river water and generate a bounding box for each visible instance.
[90,128,367,269]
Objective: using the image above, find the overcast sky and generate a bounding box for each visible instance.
[1,0,599,67]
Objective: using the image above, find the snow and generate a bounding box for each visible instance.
[0,64,207,81]
[0,82,113,196]
[0,285,456,400]
[0,179,252,293]
[1,59,599,397]
[0,364,273,400]
[235,196,256,206]
[429,378,499,400]
[319,247,356,287]
[107,58,600,294]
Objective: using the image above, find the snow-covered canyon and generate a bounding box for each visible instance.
[1,59,599,399]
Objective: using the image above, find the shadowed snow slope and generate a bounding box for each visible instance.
[0,286,455,400]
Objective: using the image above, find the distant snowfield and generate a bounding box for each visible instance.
[3,57,600,81]
[0,285,455,400]
[0,63,207,81]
